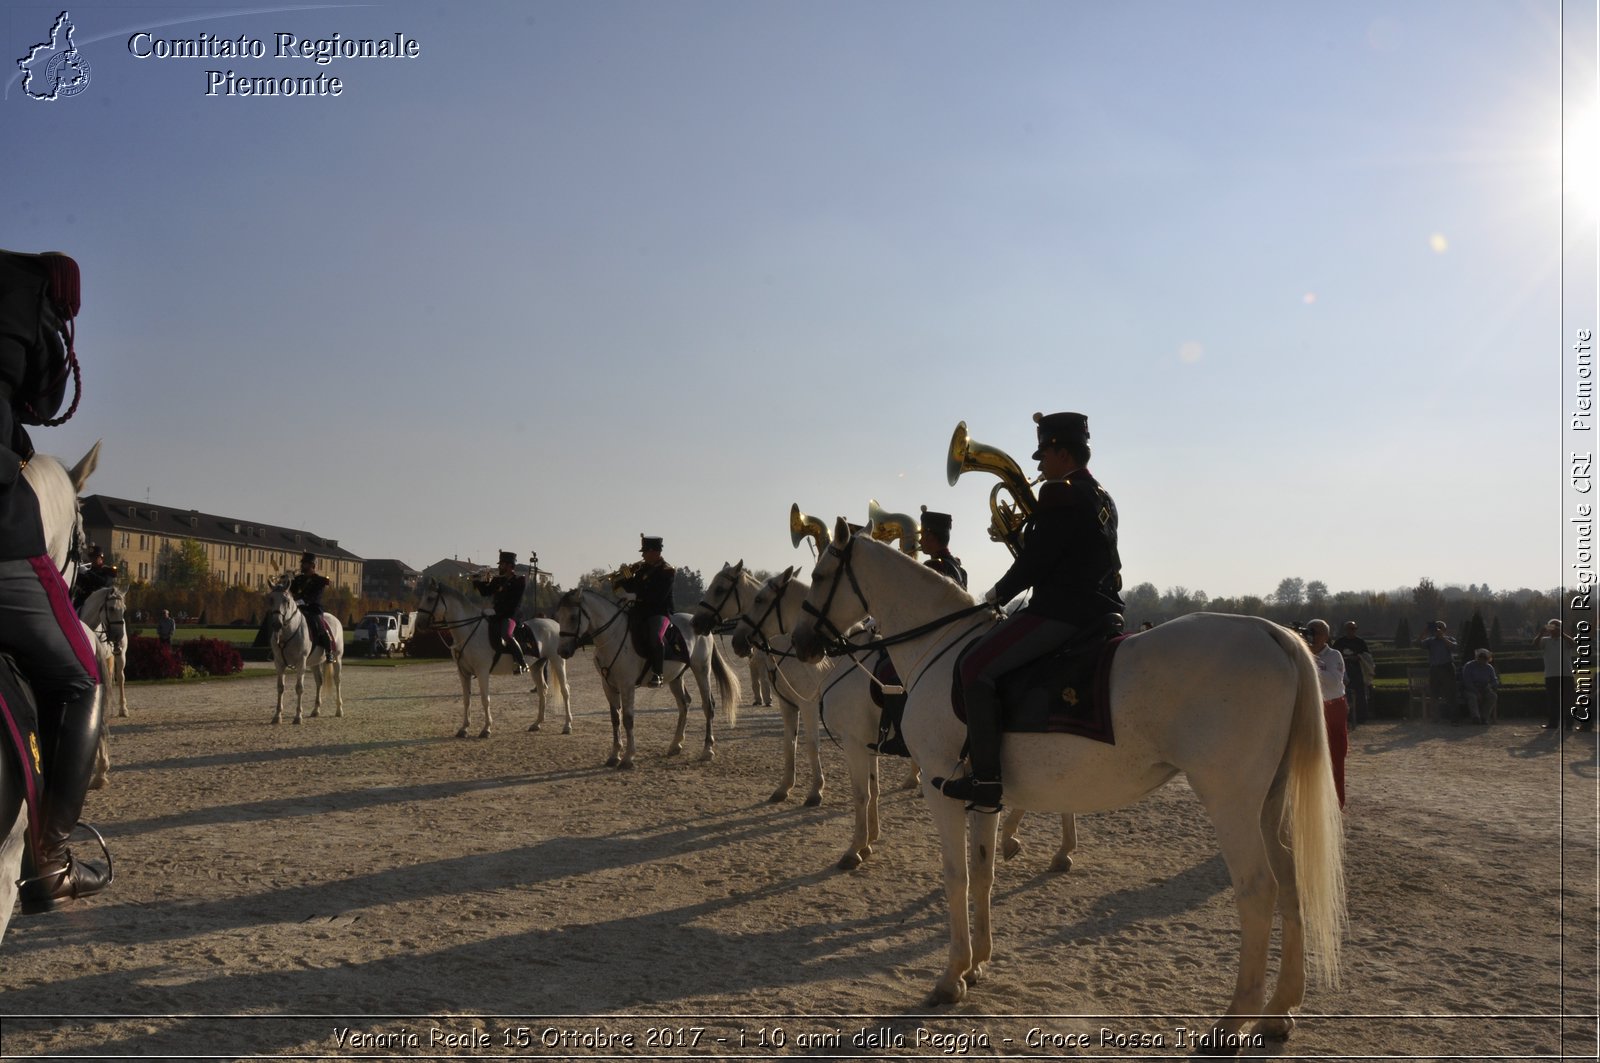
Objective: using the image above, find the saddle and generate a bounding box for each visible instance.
[295,605,334,652]
[952,617,1127,745]
[511,622,543,659]
[869,651,911,758]
[629,614,692,664]
[0,652,47,858]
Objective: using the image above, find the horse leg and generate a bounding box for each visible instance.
[665,672,690,758]
[1000,808,1025,861]
[456,666,473,739]
[770,695,798,802]
[114,655,128,718]
[1257,784,1305,1040]
[925,789,977,1003]
[619,687,638,770]
[292,667,307,724]
[529,668,546,732]
[967,809,1000,986]
[867,756,881,848]
[838,737,877,870]
[89,713,110,790]
[801,695,824,806]
[1051,813,1077,873]
[690,657,717,761]
[1201,798,1280,1044]
[309,656,324,718]
[331,658,344,718]
[556,660,573,734]
[478,667,492,739]
[272,668,286,724]
[602,674,623,766]
[900,759,921,791]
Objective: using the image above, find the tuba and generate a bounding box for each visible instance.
[947,420,1037,557]
[866,499,920,556]
[789,504,828,554]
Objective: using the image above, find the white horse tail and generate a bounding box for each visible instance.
[1267,620,1348,989]
[710,641,742,728]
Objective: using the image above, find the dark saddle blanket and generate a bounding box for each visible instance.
[953,633,1127,745]
[631,615,690,664]
[0,653,46,856]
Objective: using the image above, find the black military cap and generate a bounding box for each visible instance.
[1031,411,1090,460]
[919,507,953,534]
[300,551,316,565]
[498,550,517,565]
[640,535,664,553]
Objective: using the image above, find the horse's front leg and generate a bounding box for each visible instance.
[690,662,716,761]
[271,664,285,724]
[114,654,128,718]
[456,666,473,738]
[618,686,638,770]
[838,732,877,870]
[967,809,999,985]
[924,788,975,1004]
[801,696,824,806]
[292,668,307,724]
[556,661,573,734]
[477,669,492,739]
[529,671,546,733]
[331,658,344,718]
[769,695,798,803]
[309,656,324,718]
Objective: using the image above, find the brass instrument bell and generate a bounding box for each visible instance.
[865,499,920,556]
[789,504,829,554]
[946,420,1038,557]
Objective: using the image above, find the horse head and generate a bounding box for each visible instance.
[263,580,296,633]
[792,518,869,663]
[690,560,746,635]
[554,589,592,660]
[733,566,800,656]
[20,441,100,577]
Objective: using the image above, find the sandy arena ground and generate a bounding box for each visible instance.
[0,651,1595,1061]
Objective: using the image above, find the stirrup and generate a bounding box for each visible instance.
[17,822,114,909]
[931,773,1003,813]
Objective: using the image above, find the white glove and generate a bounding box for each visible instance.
[983,586,998,604]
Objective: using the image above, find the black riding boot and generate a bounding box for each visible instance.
[932,695,1003,813]
[648,646,665,686]
[508,633,530,675]
[19,686,113,913]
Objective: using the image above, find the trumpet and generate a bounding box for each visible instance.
[947,420,1038,557]
[866,499,920,556]
[789,504,828,554]
[604,561,639,588]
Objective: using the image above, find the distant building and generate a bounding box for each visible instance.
[80,494,362,593]
[363,559,421,602]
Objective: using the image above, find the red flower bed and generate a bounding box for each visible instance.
[181,637,243,677]
[126,636,184,681]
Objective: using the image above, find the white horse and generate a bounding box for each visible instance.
[555,587,740,768]
[77,585,128,720]
[415,579,571,739]
[264,579,344,725]
[725,561,1076,874]
[791,521,1345,1044]
[4,445,104,942]
[690,561,826,807]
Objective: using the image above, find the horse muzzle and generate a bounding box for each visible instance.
[689,609,715,636]
[791,622,825,664]
[730,632,751,658]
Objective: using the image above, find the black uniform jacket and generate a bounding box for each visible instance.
[73,562,117,604]
[0,423,46,561]
[473,573,527,617]
[923,550,968,590]
[290,571,331,609]
[620,559,676,616]
[992,470,1123,625]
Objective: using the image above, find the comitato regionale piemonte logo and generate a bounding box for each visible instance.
[17,11,92,101]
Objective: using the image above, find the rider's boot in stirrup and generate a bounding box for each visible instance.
[20,687,113,913]
[931,697,1004,813]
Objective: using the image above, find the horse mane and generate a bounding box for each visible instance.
[857,536,978,609]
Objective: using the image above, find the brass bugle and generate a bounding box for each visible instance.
[866,499,920,556]
[790,504,828,554]
[946,420,1038,557]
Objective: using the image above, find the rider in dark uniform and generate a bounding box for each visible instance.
[71,543,117,610]
[618,535,675,685]
[0,248,110,913]
[918,508,967,589]
[933,412,1123,813]
[472,550,529,674]
[289,552,335,657]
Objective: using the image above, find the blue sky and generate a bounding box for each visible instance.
[4,0,1595,601]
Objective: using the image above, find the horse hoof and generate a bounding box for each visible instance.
[528,723,541,733]
[803,792,822,808]
[928,978,966,1005]
[617,760,635,771]
[292,718,302,726]
[562,725,572,735]
[605,754,620,767]
[478,729,490,739]
[1002,837,1022,861]
[837,851,863,871]
[1049,854,1074,873]
[666,746,683,758]
[768,790,789,804]
[117,709,128,719]
[456,728,469,739]
[1253,1016,1294,1041]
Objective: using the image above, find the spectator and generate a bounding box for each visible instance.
[364,615,381,658]
[1419,620,1460,722]
[156,609,176,647]
[1460,648,1499,725]
[1332,620,1373,729]
[1535,619,1580,730]
[1307,619,1348,809]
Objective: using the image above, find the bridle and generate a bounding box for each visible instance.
[417,582,486,646]
[92,588,126,652]
[799,536,874,656]
[695,569,750,629]
[739,575,802,660]
[557,588,633,674]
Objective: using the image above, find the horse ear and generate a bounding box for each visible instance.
[734,559,744,572]
[832,516,850,544]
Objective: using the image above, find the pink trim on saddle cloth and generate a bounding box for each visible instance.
[652,616,671,643]
[28,555,100,684]
[0,688,45,854]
